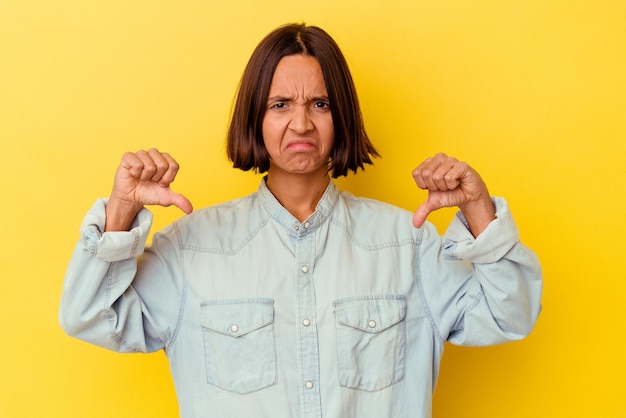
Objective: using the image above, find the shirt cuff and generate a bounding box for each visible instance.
[441,197,520,264]
[79,198,153,262]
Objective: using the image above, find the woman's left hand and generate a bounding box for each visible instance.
[411,153,496,237]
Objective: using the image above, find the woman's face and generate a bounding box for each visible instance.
[262,54,334,177]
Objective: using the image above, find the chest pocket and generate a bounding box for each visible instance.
[200,299,276,394]
[333,295,407,391]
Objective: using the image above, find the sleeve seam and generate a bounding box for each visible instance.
[165,222,187,352]
[414,237,447,346]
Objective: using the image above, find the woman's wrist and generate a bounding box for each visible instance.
[104,197,143,232]
[459,195,496,238]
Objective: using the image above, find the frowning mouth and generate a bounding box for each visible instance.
[285,139,317,151]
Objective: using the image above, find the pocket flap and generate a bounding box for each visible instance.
[334,296,407,334]
[200,299,274,337]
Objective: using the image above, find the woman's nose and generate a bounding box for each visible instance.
[289,106,314,133]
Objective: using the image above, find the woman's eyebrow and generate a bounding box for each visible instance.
[267,94,330,102]
[267,95,293,102]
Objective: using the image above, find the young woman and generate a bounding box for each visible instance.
[60,23,542,418]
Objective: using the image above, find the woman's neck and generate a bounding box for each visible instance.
[265,168,330,222]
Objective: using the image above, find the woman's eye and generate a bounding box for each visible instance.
[270,102,286,109]
[314,101,330,109]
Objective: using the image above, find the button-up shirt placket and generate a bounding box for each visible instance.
[293,220,322,418]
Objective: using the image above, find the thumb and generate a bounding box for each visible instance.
[412,200,437,228]
[170,192,193,214]
[157,189,193,214]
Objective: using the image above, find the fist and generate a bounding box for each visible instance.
[105,149,193,231]
[411,153,495,235]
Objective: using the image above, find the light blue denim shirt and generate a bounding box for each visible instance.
[60,179,542,418]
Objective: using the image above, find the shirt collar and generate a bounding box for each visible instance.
[257,177,339,233]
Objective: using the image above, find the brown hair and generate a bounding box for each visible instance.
[226,23,379,178]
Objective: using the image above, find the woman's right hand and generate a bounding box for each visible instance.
[105,149,193,231]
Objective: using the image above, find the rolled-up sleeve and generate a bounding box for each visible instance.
[419,197,543,346]
[59,199,176,353]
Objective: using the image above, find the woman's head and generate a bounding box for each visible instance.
[227,23,379,178]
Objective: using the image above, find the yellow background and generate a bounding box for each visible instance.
[1,1,625,417]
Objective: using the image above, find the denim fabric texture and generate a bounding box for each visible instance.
[60,179,542,418]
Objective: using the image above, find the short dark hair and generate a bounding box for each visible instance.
[226,23,379,178]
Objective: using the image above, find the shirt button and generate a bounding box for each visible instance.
[305,381,314,389]
[303,222,310,229]
[368,320,376,328]
[231,324,239,333]
[301,265,309,273]
[302,318,311,327]
[293,225,300,231]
